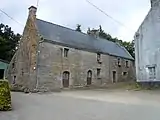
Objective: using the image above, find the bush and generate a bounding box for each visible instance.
[0,80,12,111]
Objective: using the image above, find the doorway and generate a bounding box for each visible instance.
[87,70,92,85]
[62,71,70,88]
[112,71,116,83]
[0,69,4,79]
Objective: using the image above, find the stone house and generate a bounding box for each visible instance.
[135,0,160,82]
[6,6,135,92]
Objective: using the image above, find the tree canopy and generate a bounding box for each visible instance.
[75,24,82,32]
[0,23,21,61]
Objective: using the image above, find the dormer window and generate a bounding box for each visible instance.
[118,58,121,67]
[125,61,129,68]
[64,48,69,57]
[97,53,102,63]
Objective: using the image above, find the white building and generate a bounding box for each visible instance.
[135,0,160,82]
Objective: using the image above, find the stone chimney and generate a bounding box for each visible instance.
[28,6,37,18]
[150,0,160,7]
[87,28,99,38]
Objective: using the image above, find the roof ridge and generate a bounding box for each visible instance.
[115,43,133,59]
[36,18,89,36]
[36,18,134,60]
[36,18,118,44]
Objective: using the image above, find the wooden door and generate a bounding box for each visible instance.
[113,71,116,83]
[87,70,92,85]
[63,71,70,88]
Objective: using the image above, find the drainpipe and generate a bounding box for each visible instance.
[35,36,43,89]
[109,56,111,83]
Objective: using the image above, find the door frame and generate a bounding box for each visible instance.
[87,70,92,85]
[62,71,70,88]
[112,71,117,83]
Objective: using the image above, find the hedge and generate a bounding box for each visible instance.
[0,80,12,111]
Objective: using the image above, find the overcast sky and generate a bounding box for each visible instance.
[1,0,151,41]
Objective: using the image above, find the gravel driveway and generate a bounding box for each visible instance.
[1,90,160,120]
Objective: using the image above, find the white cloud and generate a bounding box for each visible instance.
[0,0,151,41]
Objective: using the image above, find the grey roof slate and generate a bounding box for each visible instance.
[36,19,134,60]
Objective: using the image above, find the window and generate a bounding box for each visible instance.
[118,58,121,67]
[22,69,24,76]
[148,67,156,79]
[12,63,15,69]
[87,70,92,78]
[123,72,127,76]
[125,61,129,68]
[97,68,101,78]
[64,48,69,57]
[97,53,101,63]
[13,76,16,84]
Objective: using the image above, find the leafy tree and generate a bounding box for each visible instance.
[76,24,82,32]
[0,23,21,61]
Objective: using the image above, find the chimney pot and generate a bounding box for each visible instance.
[28,6,37,16]
[150,0,160,7]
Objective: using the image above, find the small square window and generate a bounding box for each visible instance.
[97,68,101,78]
[12,63,15,69]
[126,61,129,68]
[123,72,127,76]
[118,58,121,67]
[97,53,101,63]
[148,67,156,79]
[64,48,69,57]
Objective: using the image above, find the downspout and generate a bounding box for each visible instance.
[60,48,64,88]
[35,36,42,89]
[109,56,111,83]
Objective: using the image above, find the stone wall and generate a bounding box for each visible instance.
[36,41,135,91]
[135,1,160,82]
[109,56,135,82]
[6,6,39,91]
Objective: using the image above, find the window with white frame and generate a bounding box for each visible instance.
[148,67,156,79]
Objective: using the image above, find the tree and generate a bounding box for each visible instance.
[0,23,21,61]
[76,24,82,32]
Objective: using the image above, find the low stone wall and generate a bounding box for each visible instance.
[0,80,12,111]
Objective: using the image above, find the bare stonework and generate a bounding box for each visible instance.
[6,6,135,92]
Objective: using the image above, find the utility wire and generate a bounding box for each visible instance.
[0,8,37,31]
[0,13,3,23]
[85,0,135,33]
[37,0,40,9]
[0,9,24,27]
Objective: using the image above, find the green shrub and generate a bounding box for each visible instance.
[0,80,12,111]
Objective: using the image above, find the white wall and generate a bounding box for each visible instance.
[135,2,160,82]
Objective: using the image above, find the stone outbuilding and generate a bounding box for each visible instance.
[6,6,135,92]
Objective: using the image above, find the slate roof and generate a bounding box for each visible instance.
[36,19,134,60]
